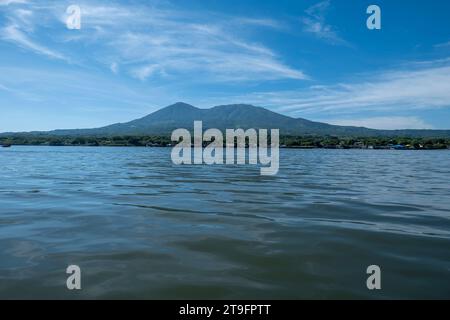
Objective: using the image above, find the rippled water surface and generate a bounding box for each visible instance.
[0,146,449,299]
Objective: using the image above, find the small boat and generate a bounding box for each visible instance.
[391,144,406,150]
[1,144,11,148]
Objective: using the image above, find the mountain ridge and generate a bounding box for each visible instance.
[2,102,450,138]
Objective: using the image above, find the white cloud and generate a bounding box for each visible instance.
[112,27,306,81]
[233,17,284,29]
[131,64,162,81]
[435,41,450,48]
[0,83,12,91]
[325,117,433,130]
[0,65,171,111]
[51,2,306,82]
[0,1,306,82]
[110,62,118,74]
[220,59,450,116]
[0,0,28,5]
[301,0,348,45]
[1,24,66,60]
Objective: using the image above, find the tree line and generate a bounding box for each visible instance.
[1,135,449,149]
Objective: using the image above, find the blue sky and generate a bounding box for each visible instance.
[0,0,450,132]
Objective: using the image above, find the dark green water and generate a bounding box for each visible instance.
[0,146,449,299]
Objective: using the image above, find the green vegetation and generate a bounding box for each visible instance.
[280,136,450,149]
[0,135,172,147]
[1,134,449,149]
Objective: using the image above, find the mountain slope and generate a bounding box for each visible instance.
[3,102,450,137]
[46,102,373,136]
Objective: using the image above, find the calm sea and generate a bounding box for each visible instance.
[0,146,449,299]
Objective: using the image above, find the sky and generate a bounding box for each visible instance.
[0,0,450,132]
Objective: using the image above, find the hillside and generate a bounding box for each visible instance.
[2,102,450,137]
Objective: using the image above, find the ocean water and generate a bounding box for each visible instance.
[0,146,449,299]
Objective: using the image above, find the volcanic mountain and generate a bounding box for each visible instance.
[3,102,450,137]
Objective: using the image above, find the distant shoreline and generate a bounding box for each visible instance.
[2,134,450,150]
[0,134,450,150]
[2,144,450,151]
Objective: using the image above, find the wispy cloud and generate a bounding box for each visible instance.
[0,0,28,6]
[301,0,348,45]
[110,62,118,74]
[434,41,450,48]
[212,58,450,116]
[0,64,170,112]
[0,83,12,91]
[131,64,162,81]
[1,24,67,60]
[0,2,69,61]
[233,17,284,29]
[73,2,306,82]
[0,1,305,82]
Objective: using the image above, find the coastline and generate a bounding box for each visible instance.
[2,144,450,150]
[2,133,450,150]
